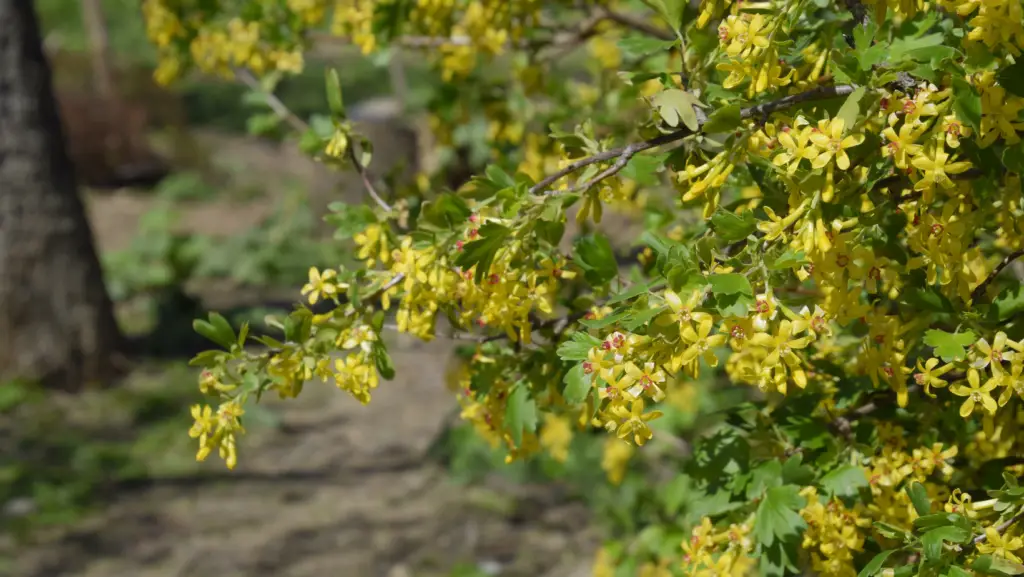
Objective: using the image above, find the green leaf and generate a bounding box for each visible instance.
[652,88,701,132]
[998,59,1024,98]
[715,292,755,318]
[754,485,806,547]
[246,112,281,136]
[1003,141,1024,174]
[557,332,603,361]
[991,285,1024,321]
[485,165,516,190]
[621,153,668,186]
[372,342,396,380]
[325,68,344,117]
[455,223,511,284]
[820,465,868,498]
[617,35,677,58]
[782,454,814,485]
[890,33,945,63]
[573,234,619,286]
[580,308,630,330]
[922,526,971,561]
[711,209,757,242]
[622,306,669,332]
[952,76,983,134]
[873,521,910,541]
[768,249,808,270]
[325,202,376,238]
[188,350,224,368]
[907,481,932,516]
[836,86,867,133]
[709,273,753,296]
[747,459,783,499]
[661,475,690,516]
[506,383,538,445]
[298,128,326,154]
[702,104,743,134]
[193,313,236,349]
[421,193,471,229]
[948,566,974,577]
[914,513,962,531]
[608,279,666,305]
[923,329,976,362]
[858,550,895,577]
[562,364,592,405]
[853,20,886,71]
[642,0,685,33]
[973,554,1024,575]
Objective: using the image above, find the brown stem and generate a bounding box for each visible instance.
[974,509,1024,544]
[597,7,675,41]
[529,84,858,195]
[971,249,1024,303]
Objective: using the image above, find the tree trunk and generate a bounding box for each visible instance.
[0,0,124,390]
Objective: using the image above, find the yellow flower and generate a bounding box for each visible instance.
[882,121,925,170]
[611,398,663,446]
[680,317,729,366]
[300,267,342,305]
[978,528,1024,562]
[911,147,973,193]
[773,124,818,175]
[619,361,667,401]
[810,118,865,171]
[950,369,999,417]
[973,332,1018,375]
[914,358,953,397]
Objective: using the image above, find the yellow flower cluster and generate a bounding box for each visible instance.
[799,487,870,577]
[716,13,793,98]
[189,399,245,469]
[865,435,958,531]
[937,0,1024,55]
[354,211,568,344]
[680,516,756,576]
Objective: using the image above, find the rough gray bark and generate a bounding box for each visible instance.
[0,0,124,389]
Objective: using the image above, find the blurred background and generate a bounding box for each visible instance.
[2,2,710,576]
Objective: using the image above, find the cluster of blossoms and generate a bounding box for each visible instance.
[158,0,1024,574]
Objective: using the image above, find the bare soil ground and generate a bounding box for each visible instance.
[13,130,600,577]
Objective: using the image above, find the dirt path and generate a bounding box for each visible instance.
[15,335,597,577]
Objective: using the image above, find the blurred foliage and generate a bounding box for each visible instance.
[0,367,202,543]
[37,0,155,65]
[102,177,351,307]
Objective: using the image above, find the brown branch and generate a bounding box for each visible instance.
[741,84,858,122]
[972,249,1024,303]
[829,385,918,441]
[346,144,393,212]
[529,84,858,195]
[597,7,675,41]
[974,509,1024,544]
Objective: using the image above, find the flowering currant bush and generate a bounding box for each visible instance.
[147,0,1024,574]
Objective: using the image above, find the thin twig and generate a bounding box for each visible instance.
[972,249,1024,303]
[741,84,858,122]
[234,68,308,133]
[346,145,393,212]
[530,84,858,195]
[974,509,1024,544]
[234,67,393,212]
[597,7,675,41]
